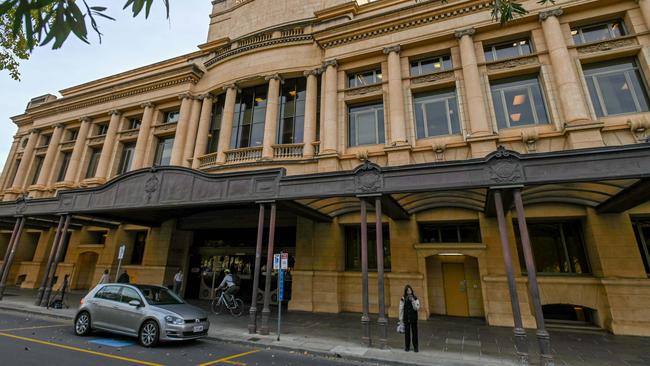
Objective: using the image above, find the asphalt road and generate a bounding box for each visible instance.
[0,309,375,366]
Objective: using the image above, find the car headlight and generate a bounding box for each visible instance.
[164,315,184,325]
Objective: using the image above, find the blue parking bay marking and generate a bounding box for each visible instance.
[88,338,136,347]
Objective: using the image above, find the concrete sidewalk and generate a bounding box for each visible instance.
[1,288,649,366]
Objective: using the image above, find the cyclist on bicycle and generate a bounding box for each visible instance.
[216,269,239,303]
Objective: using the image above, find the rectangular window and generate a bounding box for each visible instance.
[231,85,268,149]
[419,222,481,243]
[207,95,225,153]
[633,220,650,275]
[130,231,147,265]
[8,159,20,187]
[85,148,101,179]
[348,102,385,146]
[56,152,71,182]
[96,124,108,136]
[30,156,44,185]
[571,20,625,45]
[163,111,180,124]
[117,143,135,175]
[65,129,78,142]
[413,88,460,138]
[278,77,307,144]
[348,68,382,88]
[514,221,590,274]
[316,75,322,141]
[154,137,174,166]
[484,38,532,62]
[491,75,549,129]
[583,58,650,117]
[410,54,453,76]
[39,134,51,147]
[88,231,107,245]
[345,224,391,271]
[128,118,141,130]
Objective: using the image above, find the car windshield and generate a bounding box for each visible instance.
[135,285,184,305]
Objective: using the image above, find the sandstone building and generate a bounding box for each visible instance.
[0,0,649,345]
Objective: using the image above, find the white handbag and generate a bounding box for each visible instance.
[397,322,405,334]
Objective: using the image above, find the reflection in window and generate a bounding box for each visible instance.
[633,220,650,275]
[514,221,590,274]
[130,231,147,265]
[65,129,78,142]
[345,224,391,271]
[491,75,549,129]
[413,89,460,138]
[410,54,452,76]
[583,58,650,117]
[348,69,382,88]
[348,103,385,146]
[231,85,268,149]
[571,20,625,45]
[278,78,306,144]
[128,118,142,130]
[154,137,174,166]
[85,148,101,178]
[419,222,481,243]
[56,152,71,182]
[30,156,44,185]
[117,143,135,175]
[163,111,180,124]
[207,95,225,153]
[96,124,108,136]
[484,38,532,62]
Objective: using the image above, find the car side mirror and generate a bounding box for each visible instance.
[128,300,142,307]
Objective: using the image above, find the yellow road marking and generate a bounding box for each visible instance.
[223,361,246,366]
[0,332,162,366]
[0,324,68,332]
[197,349,260,366]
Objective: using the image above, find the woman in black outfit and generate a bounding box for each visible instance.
[399,284,420,352]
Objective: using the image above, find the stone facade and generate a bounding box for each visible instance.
[1,0,650,337]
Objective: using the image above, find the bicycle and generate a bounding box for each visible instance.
[211,289,244,317]
[47,289,69,309]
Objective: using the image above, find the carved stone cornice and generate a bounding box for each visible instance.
[264,74,282,82]
[29,128,41,134]
[119,130,140,139]
[454,28,476,39]
[153,123,177,134]
[204,34,313,69]
[79,116,92,123]
[88,136,106,145]
[576,37,638,54]
[539,8,563,21]
[108,109,122,116]
[54,123,65,129]
[383,45,401,55]
[140,102,155,109]
[178,92,193,100]
[303,69,321,77]
[411,71,455,84]
[322,59,338,69]
[222,83,239,92]
[486,55,539,71]
[345,84,383,97]
[197,93,216,101]
[60,141,76,150]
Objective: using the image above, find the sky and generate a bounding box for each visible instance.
[0,0,213,171]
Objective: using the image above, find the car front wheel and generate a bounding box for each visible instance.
[74,312,92,336]
[139,320,159,347]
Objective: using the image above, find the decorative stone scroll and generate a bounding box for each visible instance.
[486,56,538,71]
[485,146,524,184]
[354,160,383,193]
[345,84,383,97]
[576,37,637,54]
[411,71,454,85]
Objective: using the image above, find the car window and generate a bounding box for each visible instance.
[135,285,184,305]
[94,285,121,302]
[120,287,142,304]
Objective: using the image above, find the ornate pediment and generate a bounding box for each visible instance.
[354,160,383,193]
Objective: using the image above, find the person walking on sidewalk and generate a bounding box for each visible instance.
[173,268,183,295]
[399,284,420,352]
[98,269,110,284]
[117,270,130,284]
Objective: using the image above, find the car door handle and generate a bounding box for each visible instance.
[111,305,119,309]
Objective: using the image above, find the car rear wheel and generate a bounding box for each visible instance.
[139,320,159,347]
[74,312,91,336]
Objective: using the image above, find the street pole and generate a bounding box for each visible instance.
[277,268,282,341]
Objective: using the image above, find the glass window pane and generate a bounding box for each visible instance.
[294,115,304,143]
[349,103,383,146]
[424,100,450,136]
[585,77,604,117]
[518,223,567,273]
[413,89,459,138]
[581,24,612,43]
[281,117,294,144]
[250,123,264,147]
[492,90,508,130]
[448,97,461,135]
[562,223,590,274]
[503,87,536,127]
[356,111,377,145]
[596,73,639,115]
[415,103,426,139]
[459,224,481,243]
[440,225,458,242]
[494,42,521,60]
[491,76,549,128]
[120,287,141,304]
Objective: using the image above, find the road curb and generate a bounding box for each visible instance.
[0,304,74,321]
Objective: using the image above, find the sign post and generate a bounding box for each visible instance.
[115,244,126,282]
[277,252,288,341]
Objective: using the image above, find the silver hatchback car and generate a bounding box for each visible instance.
[74,283,210,347]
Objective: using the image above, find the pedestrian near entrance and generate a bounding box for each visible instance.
[98,269,110,284]
[399,284,420,352]
[173,268,183,295]
[117,270,130,284]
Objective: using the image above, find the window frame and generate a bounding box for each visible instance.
[117,143,135,175]
[127,118,142,130]
[413,88,461,138]
[231,85,268,149]
[348,102,385,147]
[410,54,453,76]
[571,19,626,45]
[30,156,44,185]
[484,38,533,62]
[344,224,391,272]
[633,220,650,275]
[96,124,109,136]
[85,148,102,179]
[56,152,72,182]
[347,68,383,88]
[277,77,307,144]
[207,95,225,154]
[490,74,550,129]
[418,221,482,243]
[153,137,175,166]
[163,110,180,124]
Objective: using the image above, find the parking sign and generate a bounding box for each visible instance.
[273,254,281,270]
[281,252,288,270]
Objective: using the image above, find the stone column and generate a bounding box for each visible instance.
[182,96,204,168]
[384,45,408,146]
[216,85,238,164]
[42,214,71,307]
[455,28,492,137]
[34,124,64,190]
[262,74,282,160]
[0,138,20,190]
[640,0,650,32]
[6,129,40,198]
[303,70,320,158]
[94,110,122,180]
[0,216,25,300]
[170,93,194,166]
[321,60,339,155]
[131,103,156,170]
[62,117,92,185]
[192,94,215,169]
[539,9,590,124]
[35,215,64,305]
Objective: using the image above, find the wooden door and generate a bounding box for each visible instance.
[442,263,469,317]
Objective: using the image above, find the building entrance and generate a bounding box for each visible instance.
[442,263,469,317]
[185,227,296,303]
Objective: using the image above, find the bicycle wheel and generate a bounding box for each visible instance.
[230,298,244,317]
[211,299,224,315]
